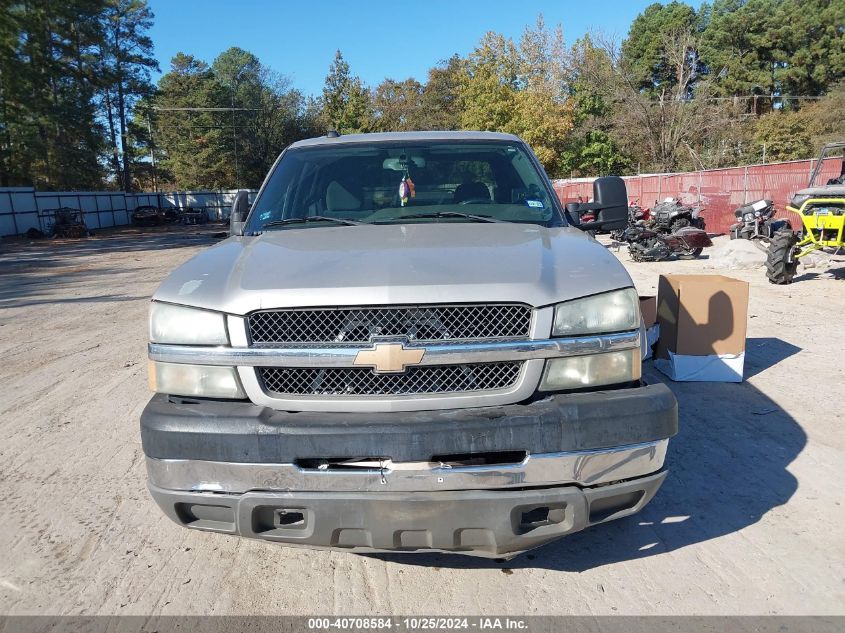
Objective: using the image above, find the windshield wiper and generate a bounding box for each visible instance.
[379,211,502,224]
[261,216,362,230]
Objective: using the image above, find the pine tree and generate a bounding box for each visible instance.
[99,0,158,190]
[2,0,106,189]
[621,1,700,94]
[320,50,371,134]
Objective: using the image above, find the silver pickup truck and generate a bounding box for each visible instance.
[142,131,677,558]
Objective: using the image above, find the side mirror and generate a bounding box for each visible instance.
[230,190,250,236]
[564,202,582,226]
[574,176,629,231]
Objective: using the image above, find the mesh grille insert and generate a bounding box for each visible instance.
[248,305,532,344]
[258,362,523,397]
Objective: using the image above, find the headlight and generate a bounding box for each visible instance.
[148,361,246,399]
[150,302,228,345]
[540,349,640,391]
[552,288,640,337]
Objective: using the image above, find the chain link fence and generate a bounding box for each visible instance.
[552,158,841,234]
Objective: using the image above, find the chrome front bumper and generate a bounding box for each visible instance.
[146,439,667,494]
[142,381,677,556]
[146,440,668,557]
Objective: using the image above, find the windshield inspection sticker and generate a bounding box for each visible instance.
[258,211,271,221]
[525,199,544,208]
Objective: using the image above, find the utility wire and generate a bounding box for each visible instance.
[152,107,261,112]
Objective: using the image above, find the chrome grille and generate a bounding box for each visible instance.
[258,362,523,396]
[248,304,532,344]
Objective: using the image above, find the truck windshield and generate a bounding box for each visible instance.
[246,141,561,233]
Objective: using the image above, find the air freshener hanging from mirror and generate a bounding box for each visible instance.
[399,174,415,206]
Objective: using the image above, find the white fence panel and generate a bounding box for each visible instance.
[0,188,38,235]
[110,194,129,227]
[0,188,255,236]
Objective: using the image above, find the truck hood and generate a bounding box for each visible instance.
[153,223,633,314]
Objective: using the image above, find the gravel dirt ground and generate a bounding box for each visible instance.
[0,225,843,616]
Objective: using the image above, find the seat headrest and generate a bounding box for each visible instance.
[453,181,490,203]
[326,181,361,212]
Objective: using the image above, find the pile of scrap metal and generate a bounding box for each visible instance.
[179,206,209,225]
[132,205,180,226]
[39,207,90,238]
[608,199,712,262]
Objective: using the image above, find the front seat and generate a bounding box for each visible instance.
[453,181,491,204]
[325,180,362,215]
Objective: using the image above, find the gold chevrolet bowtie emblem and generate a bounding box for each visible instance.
[353,342,425,373]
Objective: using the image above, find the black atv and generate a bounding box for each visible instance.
[650,198,706,233]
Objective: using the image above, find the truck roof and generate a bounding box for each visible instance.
[288,130,523,149]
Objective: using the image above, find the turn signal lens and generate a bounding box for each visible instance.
[539,349,641,391]
[148,361,245,399]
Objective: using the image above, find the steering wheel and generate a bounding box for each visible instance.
[458,198,492,205]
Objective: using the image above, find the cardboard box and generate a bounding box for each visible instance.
[639,295,659,360]
[654,274,749,382]
[639,296,657,327]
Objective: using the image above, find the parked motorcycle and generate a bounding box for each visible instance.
[629,200,650,223]
[729,199,791,241]
[621,223,713,262]
[650,198,706,233]
[611,200,650,241]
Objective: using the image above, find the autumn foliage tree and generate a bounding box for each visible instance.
[458,19,575,174]
[1,1,843,189]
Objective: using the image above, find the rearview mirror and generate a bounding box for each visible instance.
[569,176,628,231]
[230,190,250,236]
[383,155,426,171]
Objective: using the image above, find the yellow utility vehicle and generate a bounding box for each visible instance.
[767,142,845,284]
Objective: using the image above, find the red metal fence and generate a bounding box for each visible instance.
[552,158,841,234]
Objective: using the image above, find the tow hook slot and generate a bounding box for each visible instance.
[252,506,312,535]
[514,504,568,534]
[275,509,305,527]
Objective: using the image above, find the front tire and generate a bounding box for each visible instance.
[677,247,704,260]
[766,230,799,284]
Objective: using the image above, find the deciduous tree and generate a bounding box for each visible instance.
[418,55,466,130]
[370,78,424,131]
